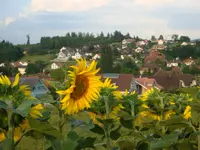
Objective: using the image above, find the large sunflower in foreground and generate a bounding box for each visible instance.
[57,58,102,114]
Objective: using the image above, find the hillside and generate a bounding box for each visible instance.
[20,54,56,63]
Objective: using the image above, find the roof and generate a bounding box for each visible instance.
[99,73,134,91]
[53,62,65,67]
[135,77,163,90]
[10,76,40,88]
[143,63,159,69]
[151,71,194,90]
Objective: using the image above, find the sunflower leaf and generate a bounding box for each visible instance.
[120,117,133,129]
[62,131,79,150]
[28,117,62,139]
[0,101,8,110]
[15,100,41,117]
[76,137,96,150]
[90,124,104,135]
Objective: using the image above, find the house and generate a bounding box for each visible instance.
[135,47,144,53]
[144,51,166,64]
[52,47,74,62]
[92,53,101,60]
[10,76,50,98]
[151,70,196,90]
[122,39,135,49]
[122,39,135,45]
[11,61,28,75]
[72,51,82,60]
[135,77,162,94]
[51,62,65,70]
[183,58,195,66]
[167,60,180,67]
[11,61,28,67]
[100,73,136,93]
[140,63,159,75]
[0,63,5,67]
[158,39,164,45]
[181,42,188,46]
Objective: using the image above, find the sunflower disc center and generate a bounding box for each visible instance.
[71,75,88,100]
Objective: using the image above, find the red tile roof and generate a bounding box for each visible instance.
[135,77,163,90]
[99,74,134,92]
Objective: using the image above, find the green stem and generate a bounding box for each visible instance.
[6,101,14,150]
[129,100,135,129]
[198,120,200,150]
[103,96,112,150]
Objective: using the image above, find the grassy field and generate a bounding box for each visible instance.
[20,54,56,63]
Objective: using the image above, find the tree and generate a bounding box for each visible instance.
[26,63,40,74]
[112,30,124,42]
[180,36,190,43]
[158,35,164,40]
[125,33,131,39]
[100,46,113,73]
[50,68,65,82]
[120,58,139,74]
[26,34,30,45]
[151,35,156,41]
[172,34,179,41]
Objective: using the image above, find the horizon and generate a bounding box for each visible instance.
[1,0,200,44]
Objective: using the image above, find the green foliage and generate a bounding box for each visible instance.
[100,46,113,73]
[0,41,24,62]
[164,45,200,60]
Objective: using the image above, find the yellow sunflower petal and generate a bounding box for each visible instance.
[12,73,20,87]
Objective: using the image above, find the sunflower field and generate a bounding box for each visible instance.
[1,59,200,150]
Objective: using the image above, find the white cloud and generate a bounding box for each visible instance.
[5,17,16,26]
[30,0,110,12]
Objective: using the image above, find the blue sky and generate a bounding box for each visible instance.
[0,0,200,44]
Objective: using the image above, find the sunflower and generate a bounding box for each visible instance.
[0,119,30,143]
[57,58,102,114]
[139,88,155,101]
[0,73,32,99]
[183,105,191,120]
[0,130,6,142]
[89,78,123,125]
[0,73,19,87]
[30,104,44,118]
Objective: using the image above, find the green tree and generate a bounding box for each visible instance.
[158,35,164,40]
[172,34,179,41]
[151,35,156,41]
[121,58,139,74]
[26,63,40,74]
[100,46,113,73]
[180,36,190,42]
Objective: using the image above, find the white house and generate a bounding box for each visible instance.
[0,63,5,67]
[85,53,93,56]
[92,54,101,60]
[167,61,179,67]
[135,47,144,53]
[51,62,64,70]
[158,39,164,45]
[181,42,188,46]
[72,52,82,59]
[122,39,135,49]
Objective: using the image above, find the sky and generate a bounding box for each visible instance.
[0,0,200,44]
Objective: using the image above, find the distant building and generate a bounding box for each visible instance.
[51,62,65,70]
[99,73,136,93]
[52,47,74,62]
[135,77,162,94]
[10,76,49,98]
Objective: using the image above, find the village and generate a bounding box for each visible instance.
[1,35,199,98]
